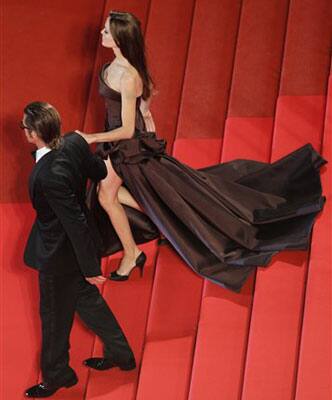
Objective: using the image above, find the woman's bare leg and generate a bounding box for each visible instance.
[98,159,141,275]
[118,186,142,211]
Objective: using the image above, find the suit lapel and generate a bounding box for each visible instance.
[29,151,54,205]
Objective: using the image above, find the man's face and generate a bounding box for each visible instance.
[22,114,37,144]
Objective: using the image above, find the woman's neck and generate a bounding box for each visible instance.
[112,48,129,66]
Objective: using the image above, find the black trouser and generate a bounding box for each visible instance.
[38,271,134,385]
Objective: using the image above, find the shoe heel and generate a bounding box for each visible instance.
[138,264,144,277]
[136,252,146,278]
[109,252,147,282]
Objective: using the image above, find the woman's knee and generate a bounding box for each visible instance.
[98,184,118,208]
[98,162,122,208]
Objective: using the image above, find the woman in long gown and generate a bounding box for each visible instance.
[77,11,326,292]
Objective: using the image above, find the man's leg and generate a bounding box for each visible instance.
[39,272,78,385]
[75,276,135,366]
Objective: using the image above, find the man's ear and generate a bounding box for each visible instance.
[26,130,38,142]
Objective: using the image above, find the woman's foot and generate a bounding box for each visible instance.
[116,249,143,276]
[109,250,147,281]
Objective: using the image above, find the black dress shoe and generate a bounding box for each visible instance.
[109,251,147,281]
[25,376,78,397]
[84,357,136,371]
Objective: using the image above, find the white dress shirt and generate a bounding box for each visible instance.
[36,146,52,163]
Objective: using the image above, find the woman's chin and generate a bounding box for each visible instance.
[101,41,112,49]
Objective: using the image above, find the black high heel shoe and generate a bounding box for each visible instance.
[109,252,147,281]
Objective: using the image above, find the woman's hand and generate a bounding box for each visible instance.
[75,130,95,144]
[140,97,156,132]
[142,110,156,132]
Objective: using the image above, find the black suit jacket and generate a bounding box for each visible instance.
[24,132,107,277]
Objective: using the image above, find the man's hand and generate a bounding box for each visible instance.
[85,275,107,285]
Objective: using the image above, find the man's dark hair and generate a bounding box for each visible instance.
[24,101,62,149]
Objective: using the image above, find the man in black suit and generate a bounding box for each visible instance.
[22,101,135,398]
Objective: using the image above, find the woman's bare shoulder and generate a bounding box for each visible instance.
[120,66,142,96]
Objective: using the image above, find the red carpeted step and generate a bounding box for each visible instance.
[242,250,309,400]
[138,336,196,400]
[144,0,197,151]
[295,73,331,400]
[1,204,40,399]
[84,241,158,400]
[173,138,222,168]
[188,278,254,400]
[176,0,242,141]
[188,118,274,400]
[271,96,326,159]
[222,118,274,162]
[188,0,289,398]
[240,82,329,400]
[241,79,331,400]
[241,1,331,398]
[136,246,203,400]
[227,0,289,119]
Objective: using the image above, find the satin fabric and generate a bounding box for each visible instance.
[88,63,326,292]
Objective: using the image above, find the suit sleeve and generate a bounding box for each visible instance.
[64,132,107,182]
[86,152,108,182]
[41,176,102,277]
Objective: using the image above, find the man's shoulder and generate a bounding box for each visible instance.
[37,132,91,188]
[33,151,58,187]
[62,131,90,151]
[57,132,92,165]
[36,144,69,183]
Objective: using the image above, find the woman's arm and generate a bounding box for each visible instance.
[77,72,138,144]
[140,96,156,132]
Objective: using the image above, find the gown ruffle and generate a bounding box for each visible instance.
[87,63,326,292]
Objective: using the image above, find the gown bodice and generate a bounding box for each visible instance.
[99,63,146,135]
[96,63,166,166]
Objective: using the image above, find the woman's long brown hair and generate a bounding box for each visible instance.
[109,11,153,100]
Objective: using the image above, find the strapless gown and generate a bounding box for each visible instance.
[87,63,326,292]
